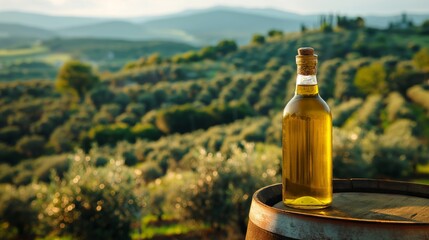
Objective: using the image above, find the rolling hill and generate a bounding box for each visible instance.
[54,8,308,44]
[365,14,429,28]
[140,9,304,44]
[41,38,196,60]
[0,23,56,39]
[0,11,106,30]
[58,21,146,39]
[0,7,428,45]
[0,37,196,80]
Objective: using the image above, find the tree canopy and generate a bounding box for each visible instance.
[354,62,387,95]
[56,60,99,101]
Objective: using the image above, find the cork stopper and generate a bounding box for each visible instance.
[298,47,314,56]
[296,47,318,75]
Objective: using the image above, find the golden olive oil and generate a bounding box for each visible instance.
[282,48,332,209]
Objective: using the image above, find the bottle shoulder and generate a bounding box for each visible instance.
[283,94,331,116]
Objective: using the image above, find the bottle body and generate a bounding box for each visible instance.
[282,79,332,209]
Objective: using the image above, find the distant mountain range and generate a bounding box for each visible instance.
[0,6,428,45]
[0,23,56,38]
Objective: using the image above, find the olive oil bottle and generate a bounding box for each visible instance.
[282,47,332,209]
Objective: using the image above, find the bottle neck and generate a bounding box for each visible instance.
[295,74,319,96]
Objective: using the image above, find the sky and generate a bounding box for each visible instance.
[0,0,428,17]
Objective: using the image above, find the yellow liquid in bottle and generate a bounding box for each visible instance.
[282,84,332,209]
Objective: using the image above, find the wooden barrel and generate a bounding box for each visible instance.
[246,179,429,240]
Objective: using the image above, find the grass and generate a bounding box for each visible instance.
[36,236,72,240]
[412,179,429,185]
[0,43,72,67]
[412,163,429,185]
[40,53,72,65]
[131,215,208,240]
[134,223,197,239]
[417,163,429,174]
[391,33,429,48]
[36,215,207,240]
[0,46,48,58]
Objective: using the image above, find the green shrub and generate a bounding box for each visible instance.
[268,29,283,38]
[92,157,108,168]
[56,60,99,101]
[93,111,114,125]
[175,143,280,234]
[0,143,22,165]
[344,95,382,130]
[122,151,138,166]
[125,103,145,117]
[30,119,55,138]
[141,110,158,125]
[265,113,282,145]
[413,48,429,70]
[131,123,162,140]
[333,128,369,178]
[334,59,369,100]
[113,92,131,109]
[139,161,163,182]
[384,92,410,123]
[199,46,217,59]
[7,113,30,130]
[318,58,341,99]
[33,154,69,182]
[255,66,292,113]
[331,98,363,126]
[100,104,122,117]
[87,123,133,146]
[0,126,21,145]
[15,135,45,158]
[37,151,141,240]
[239,118,269,142]
[390,68,426,94]
[116,112,138,126]
[0,164,15,183]
[407,85,429,112]
[361,120,427,178]
[49,127,74,153]
[215,40,238,55]
[0,184,40,240]
[209,101,255,124]
[88,86,115,109]
[251,34,266,45]
[354,62,387,95]
[142,171,195,222]
[156,104,215,134]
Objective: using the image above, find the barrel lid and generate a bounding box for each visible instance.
[253,179,429,224]
[247,179,429,240]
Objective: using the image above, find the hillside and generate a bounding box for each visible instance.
[0,23,56,38]
[0,11,106,29]
[42,38,195,56]
[1,27,429,239]
[2,28,429,178]
[1,8,428,44]
[141,9,303,44]
[58,21,146,39]
[365,13,429,28]
[0,38,195,81]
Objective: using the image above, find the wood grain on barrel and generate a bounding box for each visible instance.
[273,192,429,223]
[246,179,429,240]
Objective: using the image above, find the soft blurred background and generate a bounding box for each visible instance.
[0,0,429,239]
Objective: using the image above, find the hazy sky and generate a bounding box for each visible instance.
[0,0,428,17]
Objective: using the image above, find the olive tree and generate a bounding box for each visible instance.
[37,150,141,240]
[56,60,99,101]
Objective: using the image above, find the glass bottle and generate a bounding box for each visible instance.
[282,47,332,209]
